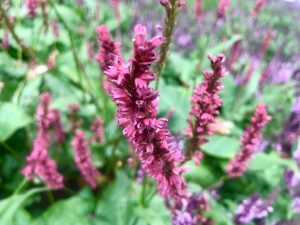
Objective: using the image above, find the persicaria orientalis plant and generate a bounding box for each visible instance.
[2,0,296,224]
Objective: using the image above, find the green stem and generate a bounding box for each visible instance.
[0,3,35,60]
[13,178,28,195]
[47,0,102,113]
[140,178,147,207]
[0,141,23,162]
[155,0,180,90]
[47,190,55,204]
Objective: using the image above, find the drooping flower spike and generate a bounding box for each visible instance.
[96,24,187,202]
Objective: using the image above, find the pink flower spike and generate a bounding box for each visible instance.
[95,25,122,72]
[186,54,227,155]
[71,130,100,188]
[217,0,231,19]
[97,24,187,202]
[252,0,266,18]
[25,0,40,19]
[227,104,271,178]
[90,117,105,144]
[195,0,203,22]
[2,29,9,49]
[22,92,64,189]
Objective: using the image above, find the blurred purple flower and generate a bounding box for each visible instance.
[235,188,279,224]
[252,0,266,18]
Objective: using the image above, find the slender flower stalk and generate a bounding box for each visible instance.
[228,39,241,71]
[41,0,48,32]
[71,130,100,188]
[2,29,9,49]
[112,0,120,21]
[217,0,231,19]
[259,30,274,60]
[22,93,64,189]
[240,61,255,86]
[0,4,35,59]
[252,0,266,18]
[227,104,271,178]
[155,0,186,89]
[96,24,187,201]
[90,117,105,144]
[186,54,227,158]
[49,20,60,39]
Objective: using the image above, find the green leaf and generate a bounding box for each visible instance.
[249,152,297,171]
[32,191,95,225]
[95,172,136,225]
[202,135,240,159]
[0,187,48,225]
[206,199,234,225]
[183,161,221,188]
[0,103,31,141]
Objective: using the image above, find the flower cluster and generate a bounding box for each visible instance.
[186,54,226,156]
[96,24,187,201]
[95,25,122,72]
[22,93,64,189]
[90,117,105,144]
[71,130,100,188]
[227,104,271,178]
[172,193,212,225]
[25,0,40,18]
[235,188,279,224]
[217,0,231,19]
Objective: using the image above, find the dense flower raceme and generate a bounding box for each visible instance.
[71,130,100,188]
[96,24,187,201]
[25,0,40,18]
[90,117,105,144]
[95,25,122,72]
[217,0,231,19]
[227,104,271,178]
[186,54,227,157]
[22,93,64,189]
[172,193,212,225]
[49,20,60,39]
[252,0,266,18]
[235,188,280,225]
